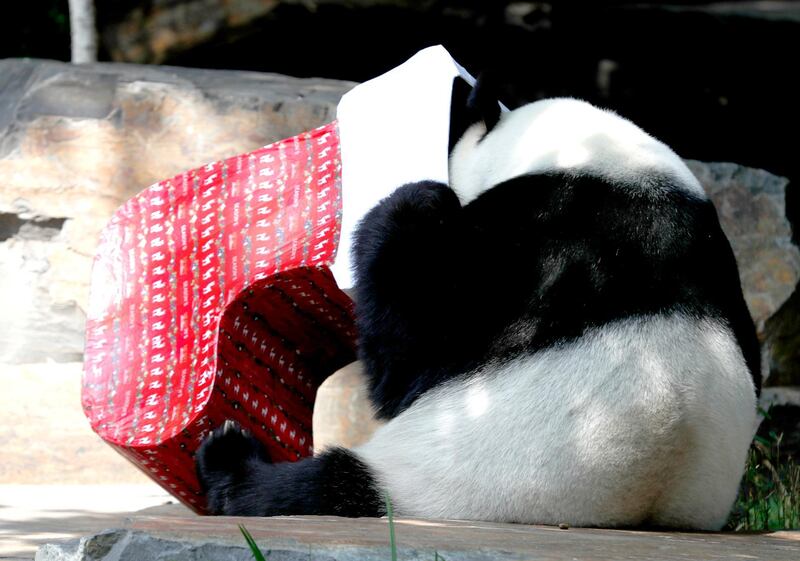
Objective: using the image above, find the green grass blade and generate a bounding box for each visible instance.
[239,524,269,561]
[385,493,397,561]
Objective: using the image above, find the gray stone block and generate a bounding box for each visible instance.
[0,58,354,364]
[34,515,800,561]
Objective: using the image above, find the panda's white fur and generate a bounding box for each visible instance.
[449,97,706,204]
[356,313,755,529]
[352,98,756,530]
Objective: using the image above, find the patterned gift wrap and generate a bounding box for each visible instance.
[82,122,358,513]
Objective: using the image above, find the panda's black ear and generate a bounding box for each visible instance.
[467,72,502,133]
[449,77,474,153]
[448,74,503,153]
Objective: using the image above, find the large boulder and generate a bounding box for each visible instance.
[100,0,432,65]
[0,58,354,363]
[685,161,800,388]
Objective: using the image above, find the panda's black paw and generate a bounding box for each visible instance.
[384,181,461,226]
[353,181,460,281]
[195,420,270,514]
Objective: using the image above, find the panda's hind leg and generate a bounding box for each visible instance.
[647,376,756,530]
[195,422,385,517]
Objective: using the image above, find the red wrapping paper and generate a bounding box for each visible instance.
[82,122,357,513]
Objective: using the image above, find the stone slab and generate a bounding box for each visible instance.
[0,486,185,559]
[0,58,355,364]
[35,514,800,561]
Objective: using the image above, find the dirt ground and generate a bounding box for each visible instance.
[0,362,192,559]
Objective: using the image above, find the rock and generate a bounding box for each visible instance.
[0,362,155,483]
[102,1,283,64]
[757,403,800,462]
[35,529,262,561]
[686,161,799,330]
[36,539,81,561]
[764,289,800,386]
[0,58,354,363]
[686,161,800,385]
[100,1,436,65]
[34,515,800,561]
[313,361,385,451]
[761,386,800,409]
[758,386,800,461]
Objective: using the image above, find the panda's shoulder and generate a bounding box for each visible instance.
[493,97,705,199]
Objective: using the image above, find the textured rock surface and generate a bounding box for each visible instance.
[103,0,281,64]
[0,362,154,483]
[0,485,178,558]
[759,387,800,461]
[686,161,800,332]
[101,0,427,65]
[313,361,385,451]
[765,289,800,386]
[35,515,800,561]
[0,58,354,363]
[686,161,800,385]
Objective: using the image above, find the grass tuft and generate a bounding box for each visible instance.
[727,429,800,531]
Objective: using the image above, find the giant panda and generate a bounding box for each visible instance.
[195,81,761,530]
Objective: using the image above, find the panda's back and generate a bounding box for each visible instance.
[450,97,705,204]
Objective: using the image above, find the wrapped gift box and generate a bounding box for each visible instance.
[83,123,358,512]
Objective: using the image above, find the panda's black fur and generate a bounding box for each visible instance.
[354,174,761,421]
[196,78,760,529]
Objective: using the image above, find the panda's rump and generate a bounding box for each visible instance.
[355,312,756,528]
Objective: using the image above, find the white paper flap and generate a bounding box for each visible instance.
[332,45,474,289]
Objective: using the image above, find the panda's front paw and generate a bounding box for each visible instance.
[195,421,270,514]
[353,181,460,280]
[386,181,461,225]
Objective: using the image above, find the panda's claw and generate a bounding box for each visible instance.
[195,421,270,498]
